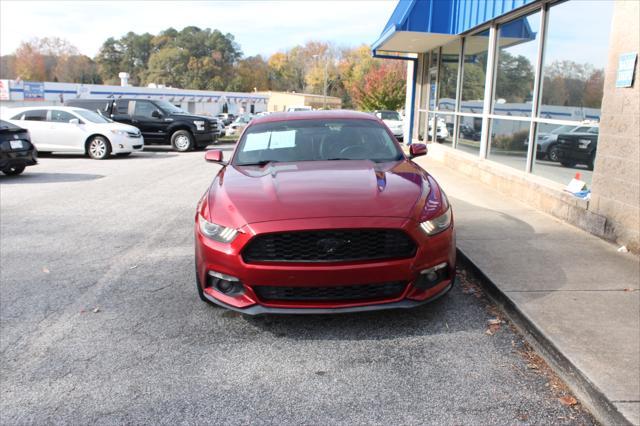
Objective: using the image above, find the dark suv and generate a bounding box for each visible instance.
[65,99,217,151]
[555,132,598,170]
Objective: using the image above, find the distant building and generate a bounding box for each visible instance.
[0,80,268,117]
[260,91,342,112]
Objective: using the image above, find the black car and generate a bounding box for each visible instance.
[0,120,37,176]
[65,99,218,151]
[555,132,598,170]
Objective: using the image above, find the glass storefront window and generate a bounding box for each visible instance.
[538,0,613,119]
[533,122,598,186]
[488,119,530,171]
[438,40,461,111]
[493,11,540,117]
[461,29,490,110]
[456,115,482,156]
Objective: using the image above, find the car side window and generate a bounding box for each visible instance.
[133,101,158,119]
[49,110,77,123]
[114,100,130,115]
[23,110,47,121]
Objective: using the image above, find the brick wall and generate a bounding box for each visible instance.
[589,0,640,252]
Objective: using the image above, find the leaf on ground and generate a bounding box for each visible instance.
[559,396,577,406]
[487,318,503,326]
[623,288,636,292]
[42,267,50,274]
[129,265,139,270]
[526,363,539,370]
[92,307,100,313]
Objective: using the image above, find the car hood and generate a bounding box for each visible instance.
[207,160,429,227]
[383,119,403,127]
[95,123,140,133]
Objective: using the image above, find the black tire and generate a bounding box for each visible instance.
[560,161,577,168]
[2,165,26,175]
[86,136,112,160]
[547,145,560,162]
[116,152,132,157]
[171,130,194,152]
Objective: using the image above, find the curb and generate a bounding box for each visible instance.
[457,248,633,426]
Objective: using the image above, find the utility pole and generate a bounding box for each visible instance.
[323,59,328,110]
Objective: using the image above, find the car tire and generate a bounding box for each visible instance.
[116,152,132,157]
[560,161,577,168]
[548,145,560,162]
[2,165,26,175]
[171,130,194,152]
[87,136,112,160]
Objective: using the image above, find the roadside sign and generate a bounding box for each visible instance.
[23,82,45,100]
[0,79,9,100]
[616,52,637,88]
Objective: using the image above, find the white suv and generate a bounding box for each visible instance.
[4,106,144,159]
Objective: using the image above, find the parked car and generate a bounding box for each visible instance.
[373,110,404,140]
[0,120,37,175]
[286,106,313,112]
[216,113,236,126]
[459,124,481,141]
[428,118,450,142]
[66,99,217,151]
[194,110,455,315]
[527,124,599,161]
[555,132,598,170]
[5,107,143,160]
[225,114,254,138]
[213,118,226,138]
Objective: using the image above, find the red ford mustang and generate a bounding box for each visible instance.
[194,110,455,314]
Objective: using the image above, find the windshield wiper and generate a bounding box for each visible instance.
[235,160,277,167]
[324,158,355,161]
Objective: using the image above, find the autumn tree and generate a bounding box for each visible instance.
[349,60,406,111]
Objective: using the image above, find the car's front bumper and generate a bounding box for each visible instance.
[194,131,218,147]
[195,216,456,315]
[110,134,144,154]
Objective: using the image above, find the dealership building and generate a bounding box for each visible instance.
[0,79,268,116]
[373,0,639,251]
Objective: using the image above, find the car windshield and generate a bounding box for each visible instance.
[549,125,574,134]
[155,100,187,114]
[74,109,110,123]
[379,111,401,121]
[234,119,403,165]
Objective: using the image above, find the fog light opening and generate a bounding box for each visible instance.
[414,263,449,290]
[207,270,244,296]
[119,144,124,149]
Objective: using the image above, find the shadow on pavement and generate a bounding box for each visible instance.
[0,172,104,184]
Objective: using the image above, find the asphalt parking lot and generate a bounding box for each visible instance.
[1,147,594,425]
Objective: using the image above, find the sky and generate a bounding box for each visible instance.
[0,0,397,58]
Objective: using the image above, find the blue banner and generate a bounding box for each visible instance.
[23,82,45,100]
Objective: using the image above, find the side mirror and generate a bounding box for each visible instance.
[151,110,162,119]
[205,150,226,164]
[69,118,80,124]
[409,143,427,158]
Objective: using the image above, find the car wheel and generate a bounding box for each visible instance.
[560,161,577,168]
[548,145,560,162]
[2,165,26,175]
[116,152,131,157]
[171,130,194,152]
[87,136,112,160]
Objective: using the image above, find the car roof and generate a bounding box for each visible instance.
[6,106,84,113]
[250,110,379,126]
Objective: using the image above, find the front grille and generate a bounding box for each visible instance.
[242,229,416,263]
[132,145,142,149]
[254,281,407,302]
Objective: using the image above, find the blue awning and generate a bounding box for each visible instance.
[372,0,537,58]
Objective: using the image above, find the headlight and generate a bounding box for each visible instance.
[193,120,205,131]
[420,206,452,236]
[110,129,129,136]
[198,214,238,243]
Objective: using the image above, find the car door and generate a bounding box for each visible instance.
[47,109,85,152]
[131,100,165,142]
[110,99,134,126]
[13,109,50,151]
